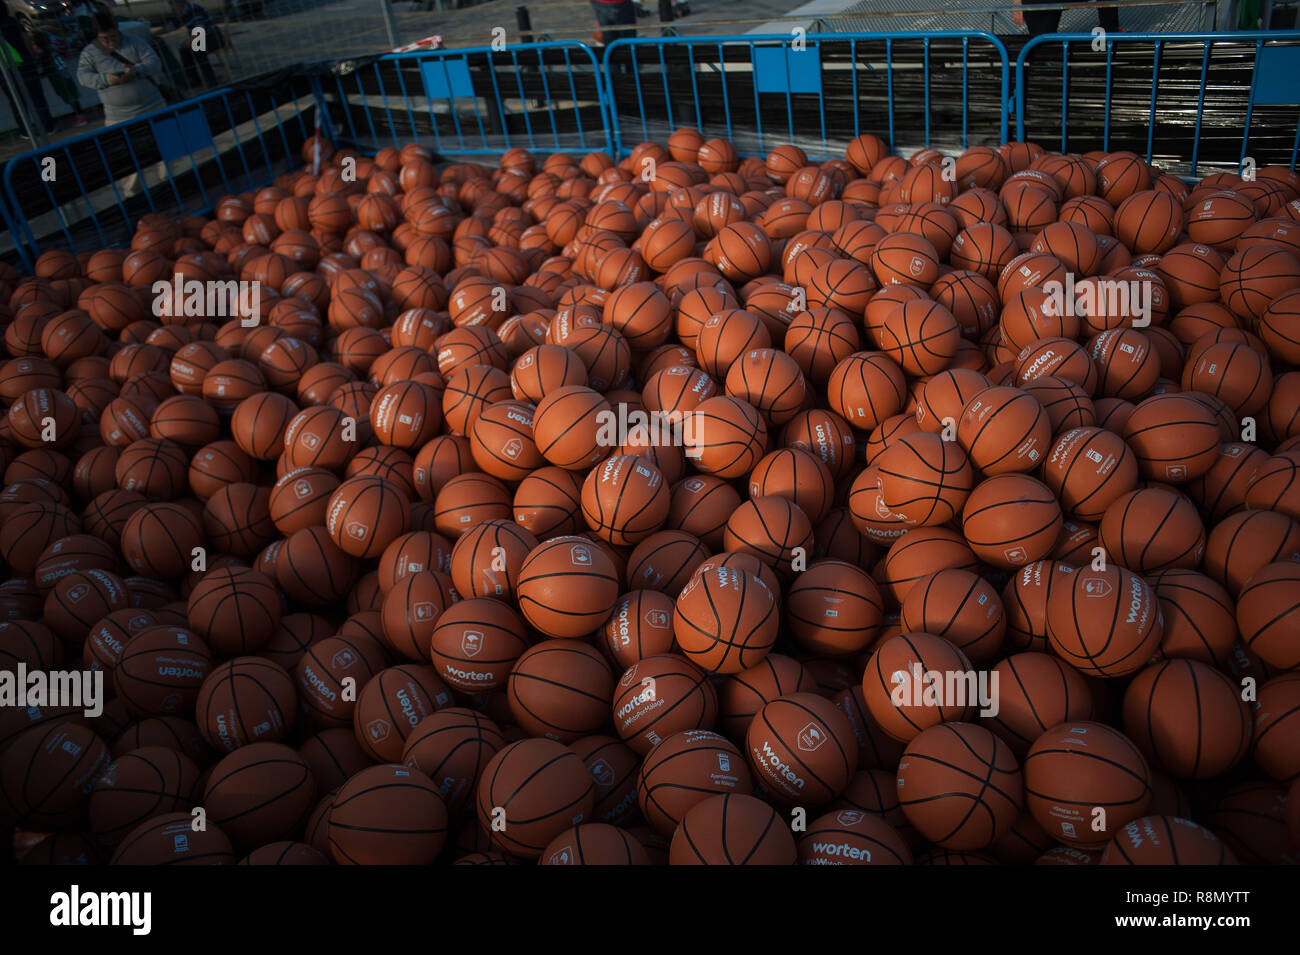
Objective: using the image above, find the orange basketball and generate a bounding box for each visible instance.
[1024,721,1152,847]
[507,639,614,741]
[897,722,1022,849]
[429,597,527,691]
[961,474,1063,569]
[746,692,857,805]
[900,567,1005,664]
[516,535,620,638]
[1098,487,1205,574]
[870,232,940,288]
[1180,341,1272,417]
[724,347,808,427]
[826,351,908,432]
[369,381,441,450]
[863,631,975,742]
[875,432,974,527]
[986,652,1094,755]
[468,399,544,481]
[668,792,796,865]
[448,518,537,601]
[683,395,768,479]
[673,563,778,674]
[1203,509,1300,594]
[1046,563,1163,677]
[957,385,1051,475]
[325,475,410,559]
[785,559,883,657]
[581,453,670,546]
[1042,426,1140,521]
[613,653,718,755]
[1123,393,1222,483]
[1186,190,1259,251]
[533,385,612,471]
[476,738,595,859]
[1122,659,1250,779]
[1114,190,1184,254]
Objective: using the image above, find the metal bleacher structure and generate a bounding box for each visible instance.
[1,20,1298,272]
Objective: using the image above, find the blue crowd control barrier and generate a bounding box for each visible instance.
[3,31,1297,271]
[600,33,1011,161]
[1016,31,1300,178]
[326,42,612,159]
[2,77,323,272]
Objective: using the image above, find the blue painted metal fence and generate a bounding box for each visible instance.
[601,32,1011,160]
[3,30,1298,271]
[322,42,609,159]
[1016,31,1300,177]
[2,76,324,271]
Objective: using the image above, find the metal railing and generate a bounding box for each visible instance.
[3,76,322,270]
[1016,30,1300,177]
[601,32,1011,160]
[322,42,610,159]
[3,29,1299,271]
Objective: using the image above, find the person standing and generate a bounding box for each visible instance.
[166,0,221,90]
[590,0,636,46]
[0,2,55,138]
[77,9,166,194]
[31,28,87,127]
[1014,0,1121,35]
[76,8,165,125]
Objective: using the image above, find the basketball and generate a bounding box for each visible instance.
[668,793,797,865]
[507,640,614,741]
[1046,563,1163,677]
[1237,561,1300,670]
[986,652,1094,755]
[613,653,718,754]
[1122,659,1251,779]
[204,743,315,849]
[673,563,778,673]
[637,729,753,835]
[960,474,1063,569]
[785,560,883,657]
[476,737,595,858]
[89,746,200,847]
[1098,487,1205,574]
[900,568,1005,664]
[330,763,448,864]
[516,535,620,638]
[401,707,504,812]
[897,722,1022,849]
[195,656,298,752]
[1024,721,1152,847]
[1100,816,1237,865]
[875,432,974,527]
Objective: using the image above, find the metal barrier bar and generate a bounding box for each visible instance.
[326,41,611,159]
[2,78,318,272]
[601,32,1011,161]
[1016,31,1300,177]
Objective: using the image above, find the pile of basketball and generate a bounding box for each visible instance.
[0,128,1298,866]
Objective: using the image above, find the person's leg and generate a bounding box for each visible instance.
[196,49,217,86]
[592,2,636,45]
[178,45,202,88]
[1099,6,1120,31]
[20,67,54,133]
[1022,0,1062,36]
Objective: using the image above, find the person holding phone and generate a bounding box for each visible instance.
[76,8,164,126]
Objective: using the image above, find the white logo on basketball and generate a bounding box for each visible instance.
[1081,576,1112,598]
[461,630,483,657]
[797,722,826,752]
